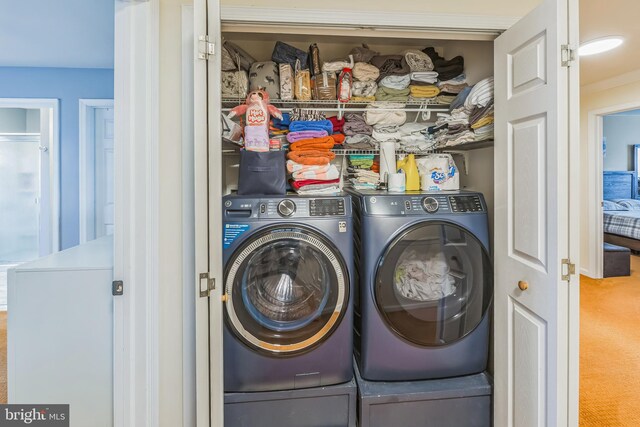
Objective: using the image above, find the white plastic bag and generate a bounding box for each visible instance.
[416,154,459,191]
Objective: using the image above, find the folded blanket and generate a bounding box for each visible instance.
[290,108,326,122]
[464,77,494,109]
[469,102,494,124]
[291,178,340,190]
[344,134,378,149]
[470,115,494,129]
[289,120,333,133]
[437,82,468,94]
[329,116,345,133]
[473,124,494,141]
[375,86,411,101]
[422,48,464,81]
[322,55,354,73]
[353,62,380,82]
[404,49,434,72]
[349,44,379,63]
[439,73,467,85]
[289,136,336,151]
[352,81,378,98]
[343,113,373,136]
[435,94,457,104]
[410,71,439,84]
[286,130,328,143]
[372,125,401,142]
[379,74,411,90]
[287,162,340,181]
[370,55,411,82]
[364,102,407,126]
[296,185,341,195]
[409,85,440,98]
[287,149,336,165]
[352,96,376,102]
[450,86,472,112]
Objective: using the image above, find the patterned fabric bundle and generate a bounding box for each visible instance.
[221,71,249,97]
[403,49,434,72]
[352,81,378,98]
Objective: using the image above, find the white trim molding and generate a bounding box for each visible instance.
[585,100,640,279]
[0,98,60,256]
[113,1,160,426]
[79,99,115,244]
[581,69,640,96]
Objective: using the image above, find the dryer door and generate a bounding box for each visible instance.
[224,226,349,355]
[375,221,492,347]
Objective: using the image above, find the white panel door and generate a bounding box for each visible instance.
[194,0,223,426]
[95,107,115,238]
[494,0,577,426]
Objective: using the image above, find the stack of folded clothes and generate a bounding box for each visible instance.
[430,76,495,148]
[342,113,377,150]
[347,155,379,190]
[370,55,411,102]
[404,49,440,102]
[352,62,380,102]
[398,122,436,153]
[286,119,341,194]
[422,48,464,82]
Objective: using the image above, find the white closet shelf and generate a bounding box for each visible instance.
[222,98,451,112]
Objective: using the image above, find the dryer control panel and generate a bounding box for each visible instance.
[360,191,486,216]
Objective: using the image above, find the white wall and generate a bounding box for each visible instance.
[603,114,640,171]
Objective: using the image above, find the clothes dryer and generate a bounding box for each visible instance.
[348,190,492,381]
[222,194,354,392]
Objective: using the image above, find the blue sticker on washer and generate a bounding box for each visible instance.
[223,224,250,248]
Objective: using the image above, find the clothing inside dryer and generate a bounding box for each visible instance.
[375,221,492,347]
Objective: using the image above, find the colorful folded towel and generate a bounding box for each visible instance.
[291,178,340,190]
[329,116,345,133]
[286,130,329,143]
[409,85,440,98]
[287,150,336,165]
[287,161,340,181]
[289,120,334,134]
[289,136,336,151]
[332,133,345,145]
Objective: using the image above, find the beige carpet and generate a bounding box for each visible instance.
[580,255,640,426]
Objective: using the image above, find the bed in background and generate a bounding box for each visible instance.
[603,171,640,252]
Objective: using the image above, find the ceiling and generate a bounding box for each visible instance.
[580,0,640,86]
[0,0,114,69]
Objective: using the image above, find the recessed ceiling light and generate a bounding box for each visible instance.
[579,36,624,56]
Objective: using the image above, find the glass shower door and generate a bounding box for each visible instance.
[0,135,41,263]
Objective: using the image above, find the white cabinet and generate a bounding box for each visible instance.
[8,236,113,427]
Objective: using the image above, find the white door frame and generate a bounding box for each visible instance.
[584,100,640,279]
[79,99,115,244]
[0,98,60,256]
[113,1,160,426]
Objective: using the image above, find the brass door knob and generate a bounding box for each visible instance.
[518,281,529,291]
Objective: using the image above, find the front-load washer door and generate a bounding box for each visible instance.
[224,225,349,356]
[375,221,492,347]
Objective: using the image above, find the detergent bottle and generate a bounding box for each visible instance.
[397,154,420,191]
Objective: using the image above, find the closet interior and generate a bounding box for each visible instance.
[219,29,495,223]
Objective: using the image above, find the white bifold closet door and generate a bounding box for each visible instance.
[494,0,579,426]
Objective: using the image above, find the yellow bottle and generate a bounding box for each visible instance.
[397,154,420,191]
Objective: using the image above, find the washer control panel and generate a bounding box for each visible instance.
[449,195,484,213]
[422,197,439,213]
[223,195,351,219]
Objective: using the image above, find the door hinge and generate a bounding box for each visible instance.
[561,44,576,67]
[198,35,215,60]
[112,280,124,296]
[561,258,576,281]
[199,272,215,298]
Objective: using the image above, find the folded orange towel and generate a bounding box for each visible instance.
[332,133,345,144]
[287,150,336,165]
[290,136,335,151]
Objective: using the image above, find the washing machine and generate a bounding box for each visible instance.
[222,194,354,392]
[348,189,493,381]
